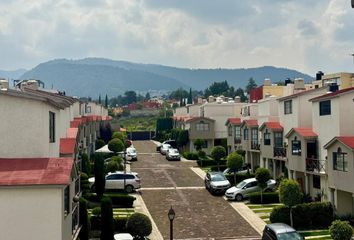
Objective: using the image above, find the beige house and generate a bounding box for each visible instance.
[324,137,354,215]
[225,118,242,153]
[312,72,354,90]
[240,119,260,169]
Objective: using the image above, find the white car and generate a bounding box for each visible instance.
[126,147,137,161]
[160,144,172,155]
[166,148,181,161]
[89,171,141,193]
[114,233,133,240]
[225,177,276,201]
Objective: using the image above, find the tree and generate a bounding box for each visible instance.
[99,122,113,143]
[204,81,230,97]
[187,88,193,104]
[169,88,188,100]
[105,94,108,108]
[227,152,244,185]
[112,131,126,143]
[80,172,91,197]
[108,138,125,153]
[79,197,89,240]
[145,92,150,100]
[100,196,114,240]
[94,153,105,198]
[235,88,247,102]
[193,139,205,151]
[123,91,137,105]
[279,179,303,227]
[211,146,226,172]
[177,130,189,148]
[255,168,271,204]
[246,77,257,94]
[126,213,152,239]
[96,139,106,150]
[329,220,353,240]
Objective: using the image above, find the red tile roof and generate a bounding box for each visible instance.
[286,128,318,138]
[185,116,215,123]
[70,120,81,128]
[242,119,258,127]
[60,138,76,155]
[336,136,354,149]
[0,157,74,186]
[259,122,283,131]
[66,128,78,139]
[278,87,326,101]
[309,87,354,102]
[226,118,241,125]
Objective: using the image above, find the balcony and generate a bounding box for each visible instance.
[234,138,241,144]
[274,147,287,158]
[251,141,260,150]
[306,158,326,174]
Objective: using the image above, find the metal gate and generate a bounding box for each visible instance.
[127,131,155,140]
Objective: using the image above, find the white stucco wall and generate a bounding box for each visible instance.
[174,106,188,116]
[0,187,63,240]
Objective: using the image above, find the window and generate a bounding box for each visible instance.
[284,100,292,114]
[313,175,321,189]
[243,128,249,140]
[264,130,271,145]
[85,105,91,113]
[228,125,232,136]
[333,147,348,171]
[196,121,209,131]
[235,126,241,139]
[49,111,55,143]
[292,137,301,155]
[64,186,70,216]
[274,132,283,148]
[251,128,258,143]
[319,100,331,116]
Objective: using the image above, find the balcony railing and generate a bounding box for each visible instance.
[274,147,287,158]
[306,158,326,174]
[234,138,241,144]
[251,141,260,150]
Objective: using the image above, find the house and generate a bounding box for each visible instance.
[312,72,354,90]
[240,119,260,169]
[225,118,242,153]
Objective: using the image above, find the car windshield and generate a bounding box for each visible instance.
[277,232,303,240]
[128,148,136,153]
[171,149,179,154]
[163,144,171,148]
[211,174,226,181]
[236,181,248,188]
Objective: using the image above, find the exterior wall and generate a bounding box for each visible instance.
[286,133,306,173]
[187,104,201,117]
[250,86,263,102]
[188,119,215,140]
[189,139,214,154]
[260,128,275,159]
[263,85,284,98]
[241,104,258,119]
[336,190,353,215]
[339,93,354,136]
[174,106,188,116]
[0,187,63,240]
[279,98,300,138]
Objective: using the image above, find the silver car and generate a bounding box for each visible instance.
[166,148,180,161]
[225,177,276,201]
[89,171,141,193]
[126,147,137,161]
[160,144,172,155]
[204,172,231,194]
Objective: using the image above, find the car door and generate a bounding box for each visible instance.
[243,181,259,196]
[105,174,118,189]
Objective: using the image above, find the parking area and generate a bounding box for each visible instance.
[132,141,261,240]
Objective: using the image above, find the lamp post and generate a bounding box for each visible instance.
[123,149,127,190]
[168,206,175,240]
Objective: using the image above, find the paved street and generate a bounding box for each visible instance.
[131,141,260,240]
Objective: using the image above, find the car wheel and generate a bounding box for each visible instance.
[125,185,134,193]
[235,194,243,201]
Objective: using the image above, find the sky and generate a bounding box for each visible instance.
[0,0,353,74]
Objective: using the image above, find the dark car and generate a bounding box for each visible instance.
[204,172,231,194]
[156,140,177,152]
[262,223,304,240]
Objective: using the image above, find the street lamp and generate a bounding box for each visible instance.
[168,206,175,240]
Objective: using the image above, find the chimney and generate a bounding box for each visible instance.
[234,96,241,103]
[294,78,305,89]
[263,78,271,86]
[0,79,9,90]
[316,71,324,80]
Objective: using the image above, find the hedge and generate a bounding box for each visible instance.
[210,165,227,172]
[196,159,227,167]
[183,152,199,160]
[85,193,136,208]
[90,216,128,231]
[249,192,280,204]
[270,202,334,229]
[225,173,255,185]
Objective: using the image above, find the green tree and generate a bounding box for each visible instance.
[123,91,137,105]
[204,80,230,97]
[177,130,189,148]
[169,88,188,100]
[255,168,271,204]
[193,139,205,151]
[98,94,101,104]
[105,94,108,108]
[246,77,257,94]
[329,220,353,240]
[108,138,125,153]
[235,88,247,102]
[145,92,150,100]
[100,196,114,240]
[94,153,105,198]
[126,213,152,239]
[187,88,193,104]
[79,197,89,240]
[279,179,303,227]
[99,122,112,143]
[211,146,226,172]
[112,131,126,143]
[227,152,244,185]
[96,139,106,150]
[80,172,91,197]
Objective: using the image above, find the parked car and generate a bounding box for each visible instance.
[88,171,141,193]
[225,177,276,201]
[262,223,304,240]
[156,140,177,152]
[223,164,252,175]
[160,144,172,155]
[204,172,231,194]
[166,148,181,161]
[114,233,134,240]
[126,147,137,161]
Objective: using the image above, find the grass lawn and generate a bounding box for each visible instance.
[119,116,157,131]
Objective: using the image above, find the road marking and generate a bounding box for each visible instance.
[141,186,205,190]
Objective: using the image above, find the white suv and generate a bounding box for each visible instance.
[89,171,141,193]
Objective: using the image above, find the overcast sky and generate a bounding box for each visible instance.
[0,0,353,74]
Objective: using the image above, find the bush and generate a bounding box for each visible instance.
[81,153,91,175]
[92,207,101,216]
[249,192,280,204]
[96,139,106,150]
[105,193,136,208]
[329,220,353,240]
[100,196,114,240]
[94,153,105,198]
[108,138,125,153]
[114,217,128,232]
[196,159,227,167]
[79,197,89,240]
[106,160,120,173]
[126,213,152,239]
[198,150,206,159]
[112,131,126,143]
[210,165,227,172]
[80,172,91,196]
[270,202,334,229]
[183,151,199,160]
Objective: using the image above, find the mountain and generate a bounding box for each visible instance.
[0,69,27,79]
[20,58,313,97]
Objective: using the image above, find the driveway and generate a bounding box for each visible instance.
[132,141,261,240]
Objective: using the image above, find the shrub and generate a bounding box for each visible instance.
[114,217,128,232]
[100,196,114,240]
[197,150,206,159]
[81,153,91,175]
[105,193,136,208]
[279,179,303,207]
[183,151,199,160]
[329,220,353,240]
[126,213,152,239]
[79,197,89,240]
[91,207,101,216]
[90,215,101,230]
[106,160,120,173]
[210,165,227,172]
[80,172,91,196]
[112,131,126,143]
[111,156,123,165]
[108,138,125,153]
[96,139,106,150]
[94,153,105,198]
[270,202,334,229]
[249,192,280,204]
[194,139,205,151]
[196,159,227,167]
